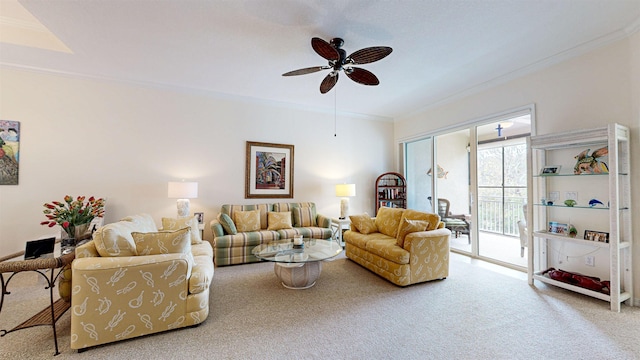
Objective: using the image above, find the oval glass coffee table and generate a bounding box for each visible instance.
[252,238,343,289]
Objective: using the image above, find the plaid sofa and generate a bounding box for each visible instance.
[210,202,332,266]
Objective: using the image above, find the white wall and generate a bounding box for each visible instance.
[0,68,394,255]
[395,35,640,301]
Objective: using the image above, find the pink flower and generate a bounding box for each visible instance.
[62,221,70,228]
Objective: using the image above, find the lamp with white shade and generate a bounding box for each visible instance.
[168,181,198,218]
[335,183,356,219]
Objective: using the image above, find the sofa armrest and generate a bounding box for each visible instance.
[403,228,450,278]
[316,214,331,228]
[75,240,101,258]
[71,253,193,349]
[210,219,225,237]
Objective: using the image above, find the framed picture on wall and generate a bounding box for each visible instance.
[0,120,20,185]
[245,141,294,198]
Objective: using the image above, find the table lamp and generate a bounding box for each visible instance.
[335,183,356,219]
[168,181,198,218]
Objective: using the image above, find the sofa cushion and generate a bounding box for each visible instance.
[267,211,293,230]
[365,238,410,264]
[396,218,429,247]
[93,220,139,257]
[293,207,316,227]
[375,207,405,238]
[234,210,261,232]
[349,213,377,234]
[217,213,237,235]
[344,230,394,250]
[401,209,441,231]
[132,227,192,256]
[277,227,332,240]
[121,213,158,232]
[162,216,203,244]
[213,230,279,248]
[222,204,272,230]
[274,202,317,224]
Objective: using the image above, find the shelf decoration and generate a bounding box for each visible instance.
[573,146,608,174]
[548,221,568,235]
[588,198,604,207]
[540,165,561,175]
[584,230,609,243]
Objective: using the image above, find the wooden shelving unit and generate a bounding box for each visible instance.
[526,123,632,311]
[375,172,406,215]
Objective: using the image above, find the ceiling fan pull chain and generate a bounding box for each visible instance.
[334,88,337,137]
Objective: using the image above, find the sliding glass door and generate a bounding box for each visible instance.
[405,137,433,213]
[403,109,533,270]
[434,129,472,252]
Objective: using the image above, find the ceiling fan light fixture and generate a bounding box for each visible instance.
[283,37,392,93]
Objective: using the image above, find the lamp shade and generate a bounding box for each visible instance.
[168,181,198,199]
[335,184,356,197]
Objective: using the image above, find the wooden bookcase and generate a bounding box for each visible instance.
[375,172,406,215]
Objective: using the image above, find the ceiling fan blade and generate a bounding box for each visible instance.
[320,72,339,94]
[346,67,379,86]
[312,37,340,61]
[282,66,328,76]
[348,46,393,65]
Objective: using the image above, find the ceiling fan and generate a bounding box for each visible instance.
[283,37,392,94]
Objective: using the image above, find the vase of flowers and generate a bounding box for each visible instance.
[41,195,105,253]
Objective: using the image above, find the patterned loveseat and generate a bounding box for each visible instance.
[344,207,450,286]
[70,214,214,351]
[210,202,332,266]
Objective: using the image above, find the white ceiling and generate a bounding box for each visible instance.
[1,0,639,120]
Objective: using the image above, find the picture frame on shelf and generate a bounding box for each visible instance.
[584,230,609,243]
[540,165,561,175]
[194,212,204,224]
[548,221,568,235]
[245,141,294,199]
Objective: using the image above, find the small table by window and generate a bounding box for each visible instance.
[331,217,351,247]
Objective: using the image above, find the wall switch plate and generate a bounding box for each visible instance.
[585,256,595,267]
[565,191,578,201]
[548,191,559,201]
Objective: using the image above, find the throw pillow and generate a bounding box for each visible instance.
[217,213,237,235]
[396,218,429,247]
[132,227,191,256]
[349,213,377,234]
[162,216,203,244]
[293,207,317,227]
[401,209,441,231]
[234,209,261,232]
[375,207,405,238]
[267,211,293,230]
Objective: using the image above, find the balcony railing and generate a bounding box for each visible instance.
[477,196,526,236]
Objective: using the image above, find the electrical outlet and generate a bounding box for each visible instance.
[548,191,559,201]
[565,191,578,201]
[585,256,595,267]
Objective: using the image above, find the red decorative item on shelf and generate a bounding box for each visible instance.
[543,268,610,295]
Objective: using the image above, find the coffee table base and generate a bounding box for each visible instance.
[273,261,322,289]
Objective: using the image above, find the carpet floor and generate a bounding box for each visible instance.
[1,253,640,359]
